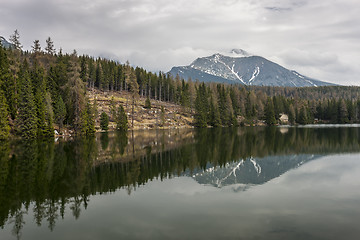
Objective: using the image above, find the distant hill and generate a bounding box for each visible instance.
[0,36,13,49]
[169,49,335,87]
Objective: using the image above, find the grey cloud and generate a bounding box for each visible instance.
[265,7,292,12]
[1,0,359,85]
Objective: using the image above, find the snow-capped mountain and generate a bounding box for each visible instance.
[0,36,13,49]
[191,154,320,191]
[169,49,334,87]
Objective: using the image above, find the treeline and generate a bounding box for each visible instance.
[193,83,360,127]
[1,31,360,139]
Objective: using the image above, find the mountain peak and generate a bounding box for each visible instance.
[169,52,335,87]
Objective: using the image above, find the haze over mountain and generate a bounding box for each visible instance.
[169,49,335,87]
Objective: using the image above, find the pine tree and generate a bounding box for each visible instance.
[32,40,41,53]
[31,65,53,137]
[45,37,55,55]
[298,106,308,125]
[80,56,87,82]
[194,83,208,128]
[265,97,276,125]
[116,105,128,131]
[9,30,22,50]
[17,60,37,139]
[100,112,109,131]
[0,45,16,119]
[65,57,86,133]
[338,99,348,123]
[209,95,221,127]
[0,90,10,139]
[44,92,54,136]
[54,95,66,133]
[144,97,151,109]
[35,89,47,137]
[80,100,95,135]
[288,104,296,125]
[125,61,139,128]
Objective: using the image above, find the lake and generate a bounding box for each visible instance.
[1,126,360,240]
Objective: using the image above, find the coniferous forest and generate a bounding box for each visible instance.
[1,31,360,140]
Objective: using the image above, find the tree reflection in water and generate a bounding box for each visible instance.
[0,126,359,238]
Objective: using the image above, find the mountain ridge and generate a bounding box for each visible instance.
[0,36,13,49]
[169,50,335,87]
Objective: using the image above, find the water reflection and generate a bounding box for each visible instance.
[0,127,359,239]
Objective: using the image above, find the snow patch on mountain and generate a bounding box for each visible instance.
[169,50,335,87]
[248,66,260,85]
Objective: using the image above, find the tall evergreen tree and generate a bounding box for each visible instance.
[125,61,139,128]
[45,37,55,55]
[100,112,109,131]
[194,83,208,128]
[209,95,221,127]
[0,46,17,119]
[0,90,10,139]
[32,40,41,53]
[116,105,128,131]
[9,29,22,50]
[338,99,348,123]
[80,100,95,135]
[298,106,308,125]
[17,60,37,139]
[31,65,53,137]
[265,97,276,125]
[288,104,296,125]
[54,95,66,133]
[144,97,151,109]
[65,56,86,133]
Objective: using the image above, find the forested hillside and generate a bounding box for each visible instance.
[0,32,360,139]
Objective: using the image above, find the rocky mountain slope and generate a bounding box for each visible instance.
[0,36,13,49]
[169,49,334,87]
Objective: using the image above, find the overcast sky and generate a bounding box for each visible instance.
[1,0,359,85]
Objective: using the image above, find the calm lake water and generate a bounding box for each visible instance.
[1,126,360,240]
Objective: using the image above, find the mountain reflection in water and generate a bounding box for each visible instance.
[0,126,359,239]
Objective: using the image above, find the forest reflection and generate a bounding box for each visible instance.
[0,126,359,238]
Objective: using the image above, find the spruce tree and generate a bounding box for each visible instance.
[80,100,95,135]
[265,98,276,125]
[116,105,128,131]
[209,96,221,127]
[338,99,348,123]
[288,104,296,125]
[0,90,10,139]
[144,97,151,109]
[31,65,53,137]
[65,57,86,133]
[194,83,208,128]
[44,92,54,136]
[0,46,16,120]
[100,112,109,131]
[9,29,22,50]
[298,106,308,125]
[32,40,41,53]
[54,95,66,133]
[45,37,55,55]
[125,61,139,128]
[17,61,37,139]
